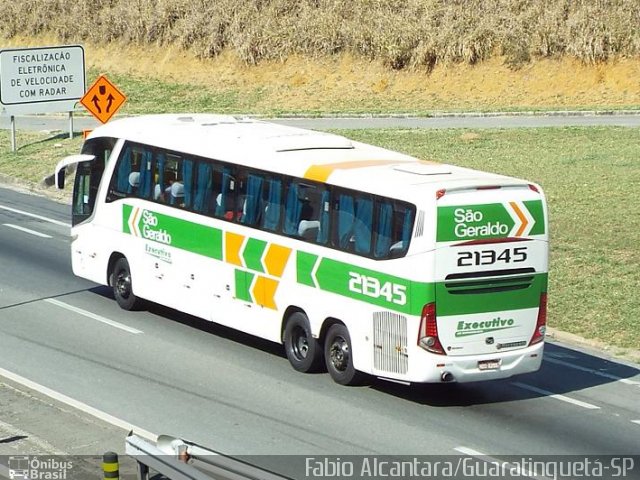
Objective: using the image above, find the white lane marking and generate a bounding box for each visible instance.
[544,357,640,386]
[44,298,143,335]
[632,420,640,426]
[454,446,486,456]
[512,382,601,410]
[0,203,69,227]
[3,223,52,238]
[0,366,157,442]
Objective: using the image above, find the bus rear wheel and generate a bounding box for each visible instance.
[324,324,365,386]
[111,257,142,311]
[283,312,323,373]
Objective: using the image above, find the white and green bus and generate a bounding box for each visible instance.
[55,114,548,385]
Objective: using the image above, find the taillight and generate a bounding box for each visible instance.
[418,302,446,355]
[528,183,540,193]
[436,189,446,200]
[529,293,547,346]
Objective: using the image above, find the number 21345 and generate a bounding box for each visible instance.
[457,247,527,267]
[348,272,407,305]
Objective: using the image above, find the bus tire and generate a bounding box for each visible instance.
[283,312,323,373]
[324,323,365,386]
[111,257,142,311]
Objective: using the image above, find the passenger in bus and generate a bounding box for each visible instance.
[153,183,164,201]
[215,192,244,221]
[154,177,181,205]
[170,182,185,207]
[128,171,140,194]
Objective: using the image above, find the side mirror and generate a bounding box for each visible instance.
[53,154,95,190]
[56,168,66,190]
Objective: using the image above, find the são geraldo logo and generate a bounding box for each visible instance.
[127,207,172,245]
[453,208,509,238]
[451,202,535,239]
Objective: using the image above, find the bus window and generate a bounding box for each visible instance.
[109,144,148,199]
[284,180,328,244]
[373,201,394,258]
[261,176,282,232]
[334,192,354,250]
[193,161,214,213]
[333,191,373,254]
[152,153,184,206]
[214,166,236,221]
[241,172,264,226]
[389,204,414,257]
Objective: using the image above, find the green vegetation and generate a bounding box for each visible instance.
[2,126,638,351]
[0,132,82,185]
[94,69,266,116]
[1,0,638,68]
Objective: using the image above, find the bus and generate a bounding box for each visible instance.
[55,114,548,385]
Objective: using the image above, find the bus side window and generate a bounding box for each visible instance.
[135,148,154,199]
[214,167,236,221]
[333,192,354,250]
[389,204,414,258]
[373,201,394,258]
[333,191,373,254]
[353,196,373,254]
[261,176,282,231]
[284,181,328,244]
[111,147,135,197]
[193,161,214,213]
[241,172,265,226]
[179,158,193,209]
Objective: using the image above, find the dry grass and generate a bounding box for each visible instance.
[1,0,638,69]
[4,35,639,113]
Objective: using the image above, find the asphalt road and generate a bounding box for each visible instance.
[0,185,639,471]
[1,112,640,133]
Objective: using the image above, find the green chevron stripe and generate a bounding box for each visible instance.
[243,238,267,273]
[296,251,318,287]
[235,269,254,302]
[123,204,133,234]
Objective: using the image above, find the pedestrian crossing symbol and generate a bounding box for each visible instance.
[80,74,126,124]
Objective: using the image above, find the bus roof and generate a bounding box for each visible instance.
[89,114,527,202]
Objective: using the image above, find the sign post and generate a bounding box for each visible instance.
[0,45,85,151]
[10,116,15,152]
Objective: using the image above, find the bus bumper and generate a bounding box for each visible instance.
[407,342,544,384]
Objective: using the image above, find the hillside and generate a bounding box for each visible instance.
[1,0,639,113]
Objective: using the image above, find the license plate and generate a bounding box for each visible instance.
[478,359,501,370]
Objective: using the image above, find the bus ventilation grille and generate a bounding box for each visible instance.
[373,312,408,375]
[414,211,425,237]
[444,268,536,295]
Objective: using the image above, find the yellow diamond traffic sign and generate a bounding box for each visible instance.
[80,74,126,124]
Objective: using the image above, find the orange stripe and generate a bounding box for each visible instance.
[225,232,244,266]
[252,276,279,310]
[304,160,412,182]
[263,244,291,278]
[132,207,141,236]
[509,202,528,237]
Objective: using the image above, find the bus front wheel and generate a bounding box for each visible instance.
[111,257,142,311]
[283,312,323,373]
[324,324,365,386]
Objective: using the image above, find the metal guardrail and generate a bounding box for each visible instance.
[125,433,292,480]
